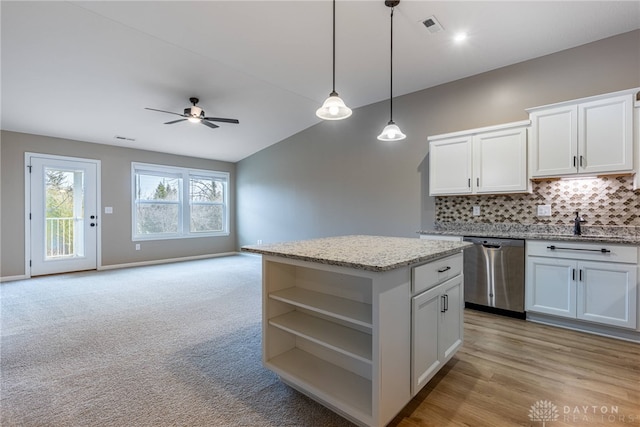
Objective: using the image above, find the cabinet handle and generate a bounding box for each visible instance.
[468,178,471,188]
[579,269,583,282]
[572,268,575,281]
[580,156,584,167]
[547,245,611,254]
[437,266,451,273]
[441,295,447,313]
[573,156,577,167]
[476,177,479,186]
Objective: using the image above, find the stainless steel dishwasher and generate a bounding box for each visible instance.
[462,236,525,317]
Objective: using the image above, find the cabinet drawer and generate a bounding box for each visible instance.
[527,240,638,264]
[412,254,463,294]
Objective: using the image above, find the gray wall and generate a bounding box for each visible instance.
[236,30,640,247]
[0,131,236,277]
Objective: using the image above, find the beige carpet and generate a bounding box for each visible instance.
[1,255,354,426]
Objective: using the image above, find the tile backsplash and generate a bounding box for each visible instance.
[435,175,640,227]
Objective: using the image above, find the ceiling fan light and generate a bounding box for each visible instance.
[316,92,352,120]
[187,106,204,123]
[377,121,406,141]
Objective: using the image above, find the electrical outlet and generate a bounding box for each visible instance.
[537,205,552,217]
[257,239,263,245]
[472,206,480,216]
[135,243,141,251]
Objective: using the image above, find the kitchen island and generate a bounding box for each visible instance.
[242,235,471,427]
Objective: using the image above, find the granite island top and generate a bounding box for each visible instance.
[419,223,640,245]
[241,235,472,272]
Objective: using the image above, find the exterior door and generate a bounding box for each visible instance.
[28,154,99,276]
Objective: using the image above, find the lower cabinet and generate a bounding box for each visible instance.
[411,269,463,396]
[526,241,638,329]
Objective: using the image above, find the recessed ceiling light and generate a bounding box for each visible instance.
[454,32,467,43]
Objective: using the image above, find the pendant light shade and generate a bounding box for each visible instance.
[316,0,352,120]
[377,0,406,141]
[377,120,406,141]
[316,91,352,120]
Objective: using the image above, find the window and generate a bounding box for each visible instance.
[132,163,229,240]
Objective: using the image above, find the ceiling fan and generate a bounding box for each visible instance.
[145,97,239,129]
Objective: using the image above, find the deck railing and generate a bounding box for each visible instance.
[46,217,75,257]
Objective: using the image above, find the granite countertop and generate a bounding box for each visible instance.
[241,235,471,272]
[418,223,640,245]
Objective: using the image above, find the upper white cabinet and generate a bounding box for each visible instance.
[528,90,636,178]
[429,121,529,196]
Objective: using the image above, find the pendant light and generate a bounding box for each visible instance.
[377,0,406,141]
[316,0,352,120]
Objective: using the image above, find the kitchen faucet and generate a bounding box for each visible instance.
[573,211,586,235]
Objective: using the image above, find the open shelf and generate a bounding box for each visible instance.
[267,347,372,424]
[269,311,372,364]
[269,287,372,329]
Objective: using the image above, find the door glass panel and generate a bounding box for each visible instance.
[45,167,85,259]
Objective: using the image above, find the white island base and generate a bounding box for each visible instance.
[250,236,468,427]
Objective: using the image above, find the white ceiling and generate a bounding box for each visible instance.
[2,1,639,162]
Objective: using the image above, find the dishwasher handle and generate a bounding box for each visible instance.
[482,243,502,249]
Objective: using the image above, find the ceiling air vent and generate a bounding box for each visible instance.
[114,135,136,142]
[422,15,444,34]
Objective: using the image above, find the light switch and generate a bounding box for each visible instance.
[472,206,480,216]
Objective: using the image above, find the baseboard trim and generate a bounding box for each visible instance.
[527,312,640,343]
[0,274,29,283]
[98,251,240,271]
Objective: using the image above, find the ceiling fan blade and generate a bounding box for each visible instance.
[145,107,185,117]
[164,119,188,125]
[203,117,240,124]
[201,121,220,129]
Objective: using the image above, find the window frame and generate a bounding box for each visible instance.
[132,162,230,241]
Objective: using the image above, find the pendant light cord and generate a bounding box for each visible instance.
[332,0,336,94]
[389,6,394,121]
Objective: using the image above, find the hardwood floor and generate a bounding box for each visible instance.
[389,309,640,427]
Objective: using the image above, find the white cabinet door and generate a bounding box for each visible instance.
[578,94,634,175]
[525,256,576,318]
[438,275,464,363]
[577,261,637,329]
[529,104,578,177]
[429,136,472,196]
[411,285,441,396]
[410,274,463,397]
[473,127,528,194]
[529,93,634,178]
